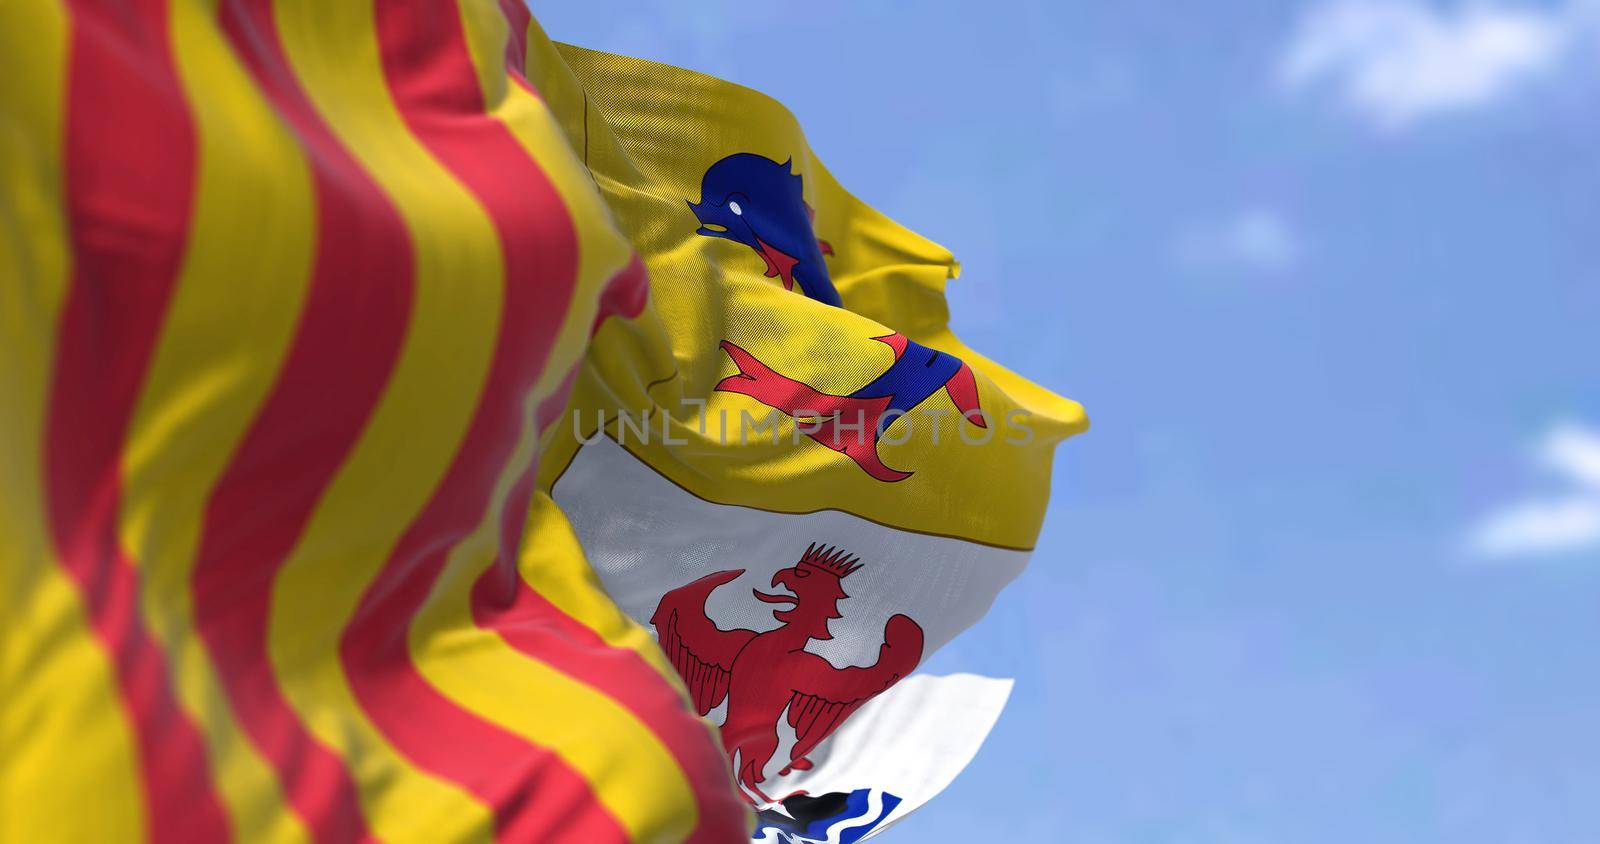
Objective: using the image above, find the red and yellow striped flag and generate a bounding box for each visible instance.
[2,1,747,841]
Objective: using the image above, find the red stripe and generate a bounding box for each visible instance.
[45,2,232,841]
[461,21,746,835]
[484,353,748,844]
[337,3,629,841]
[471,526,752,844]
[495,0,530,78]
[490,260,747,841]
[179,2,427,840]
[474,13,744,836]
[591,253,650,336]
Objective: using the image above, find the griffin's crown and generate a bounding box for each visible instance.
[796,543,864,578]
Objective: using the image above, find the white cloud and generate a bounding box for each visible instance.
[1281,0,1592,129]
[1542,421,1600,488]
[1470,497,1600,556]
[1174,209,1301,274]
[1467,421,1600,559]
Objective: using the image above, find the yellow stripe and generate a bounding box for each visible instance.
[410,432,696,844]
[510,494,684,682]
[264,1,512,839]
[470,2,661,664]
[113,3,321,841]
[502,34,736,800]
[454,2,653,570]
[501,20,701,691]
[408,6,701,839]
[468,0,734,796]
[456,0,634,407]
[0,2,147,840]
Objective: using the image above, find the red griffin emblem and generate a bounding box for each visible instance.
[651,544,924,802]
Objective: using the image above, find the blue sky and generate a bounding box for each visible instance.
[535,2,1599,841]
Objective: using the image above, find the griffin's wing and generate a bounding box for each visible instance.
[650,569,756,716]
[785,613,924,757]
[783,689,869,760]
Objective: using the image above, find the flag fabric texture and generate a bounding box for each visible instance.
[0,3,1084,844]
[521,37,1086,840]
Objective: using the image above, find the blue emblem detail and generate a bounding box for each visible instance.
[688,153,842,307]
[753,788,902,844]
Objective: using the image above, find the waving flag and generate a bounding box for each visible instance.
[515,32,1088,839]
[4,2,1084,842]
[2,2,744,842]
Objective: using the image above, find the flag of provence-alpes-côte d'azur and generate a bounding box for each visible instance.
[1,3,1086,844]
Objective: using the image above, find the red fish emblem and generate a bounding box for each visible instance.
[716,333,985,482]
[651,544,924,803]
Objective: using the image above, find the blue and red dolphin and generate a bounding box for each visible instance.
[689,152,841,307]
[691,153,984,481]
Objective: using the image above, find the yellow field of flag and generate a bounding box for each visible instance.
[513,22,1087,838]
[2,2,1082,843]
